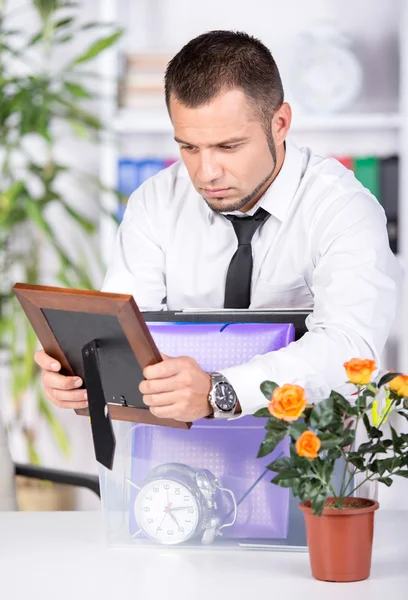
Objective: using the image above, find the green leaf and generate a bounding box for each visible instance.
[318,432,344,450]
[253,407,270,418]
[378,372,402,388]
[272,469,300,480]
[59,201,96,234]
[310,490,328,516]
[330,390,351,413]
[267,456,292,472]
[395,470,408,478]
[70,30,123,66]
[323,460,335,482]
[271,472,298,487]
[377,476,393,487]
[265,415,288,431]
[260,380,278,401]
[54,17,74,29]
[257,430,287,458]
[33,0,60,21]
[358,440,388,454]
[27,32,43,46]
[289,421,307,440]
[348,455,366,470]
[63,81,92,99]
[390,425,403,453]
[310,397,336,429]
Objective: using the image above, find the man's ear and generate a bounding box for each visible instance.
[272,102,292,146]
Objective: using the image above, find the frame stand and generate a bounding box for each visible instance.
[82,339,116,470]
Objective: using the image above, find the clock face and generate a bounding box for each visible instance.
[134,478,200,544]
[291,43,362,112]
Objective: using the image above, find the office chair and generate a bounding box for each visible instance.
[14,463,100,498]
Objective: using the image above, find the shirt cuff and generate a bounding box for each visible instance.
[218,360,272,419]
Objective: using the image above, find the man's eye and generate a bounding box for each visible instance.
[181,145,195,151]
[219,145,238,150]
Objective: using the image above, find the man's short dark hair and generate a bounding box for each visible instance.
[164,30,284,130]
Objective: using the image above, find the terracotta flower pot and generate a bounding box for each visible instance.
[299,497,379,582]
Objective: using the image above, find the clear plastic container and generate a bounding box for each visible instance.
[99,320,310,550]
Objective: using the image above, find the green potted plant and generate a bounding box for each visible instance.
[0,0,121,470]
[254,358,408,582]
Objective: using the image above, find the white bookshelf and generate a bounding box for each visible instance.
[113,108,401,135]
[98,0,408,372]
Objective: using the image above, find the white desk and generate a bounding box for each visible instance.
[0,510,407,600]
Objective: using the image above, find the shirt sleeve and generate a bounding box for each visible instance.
[220,191,402,418]
[101,185,167,311]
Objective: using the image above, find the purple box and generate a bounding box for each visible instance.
[128,322,294,542]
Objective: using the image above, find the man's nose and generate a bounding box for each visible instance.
[197,153,223,184]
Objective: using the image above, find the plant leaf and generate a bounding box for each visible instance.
[267,456,292,472]
[318,432,344,449]
[378,372,402,388]
[257,430,287,458]
[260,380,278,401]
[289,421,307,440]
[310,397,336,429]
[377,476,393,487]
[63,80,92,99]
[70,30,123,66]
[253,407,270,418]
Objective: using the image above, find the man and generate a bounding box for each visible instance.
[35,30,400,423]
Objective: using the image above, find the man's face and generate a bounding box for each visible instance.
[170,89,280,213]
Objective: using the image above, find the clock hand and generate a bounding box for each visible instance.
[168,511,182,531]
[171,506,194,512]
[157,512,168,530]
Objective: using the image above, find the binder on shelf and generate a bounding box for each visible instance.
[379,155,399,254]
[117,158,173,221]
[353,156,380,202]
[334,155,353,171]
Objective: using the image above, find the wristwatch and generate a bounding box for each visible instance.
[207,372,239,418]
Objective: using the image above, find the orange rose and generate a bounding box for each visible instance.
[268,384,307,422]
[389,375,408,398]
[344,358,376,385]
[296,430,321,459]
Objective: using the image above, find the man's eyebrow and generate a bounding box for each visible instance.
[174,136,249,146]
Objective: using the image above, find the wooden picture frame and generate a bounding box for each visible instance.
[13,283,190,431]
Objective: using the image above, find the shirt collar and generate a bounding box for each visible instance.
[258,138,303,222]
[205,138,304,224]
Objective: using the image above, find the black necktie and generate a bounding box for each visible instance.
[224,207,270,308]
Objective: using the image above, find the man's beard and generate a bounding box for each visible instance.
[204,131,277,213]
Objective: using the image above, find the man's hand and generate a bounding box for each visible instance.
[34,350,88,410]
[139,355,212,422]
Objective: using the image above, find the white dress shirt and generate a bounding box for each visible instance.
[102,138,401,417]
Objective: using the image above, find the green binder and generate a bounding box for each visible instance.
[353,156,380,203]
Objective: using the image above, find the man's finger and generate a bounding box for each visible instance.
[143,391,181,407]
[145,358,178,378]
[42,371,83,391]
[34,349,61,372]
[47,387,88,404]
[143,357,187,380]
[44,388,88,410]
[139,375,178,395]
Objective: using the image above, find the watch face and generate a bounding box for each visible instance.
[134,478,200,544]
[215,381,237,412]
